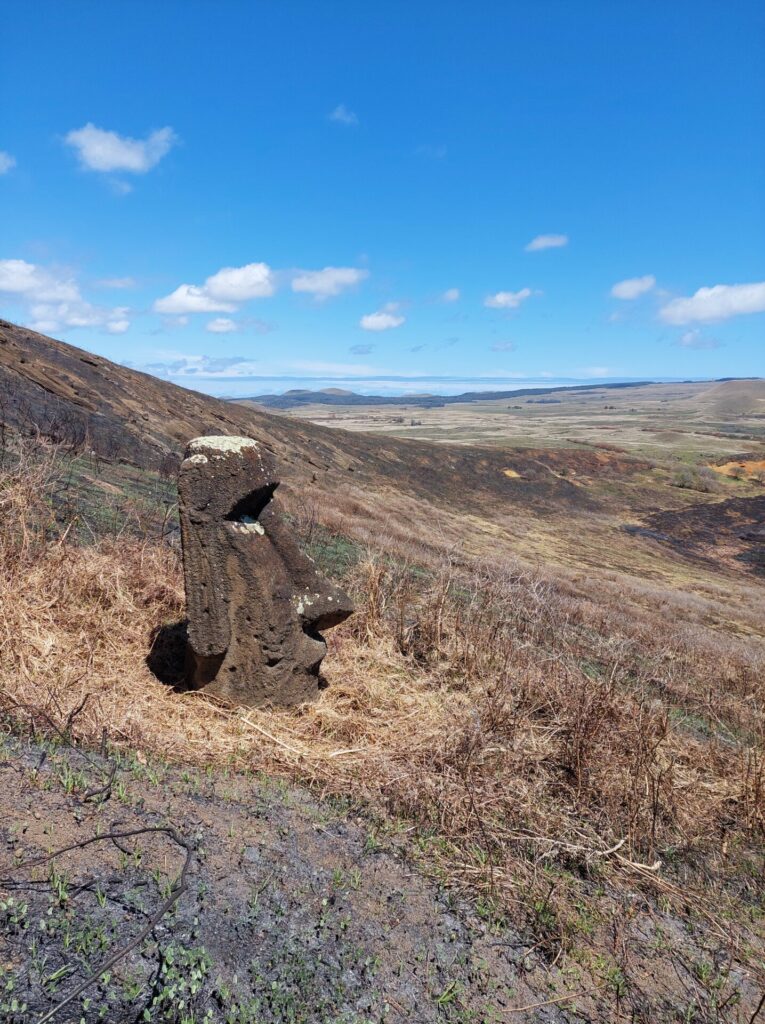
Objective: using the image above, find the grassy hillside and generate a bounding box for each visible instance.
[1,322,765,1022]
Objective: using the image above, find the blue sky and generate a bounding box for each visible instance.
[1,0,763,396]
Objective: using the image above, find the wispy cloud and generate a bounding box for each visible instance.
[0,258,130,335]
[525,234,568,252]
[676,329,721,350]
[139,354,259,379]
[350,343,374,355]
[109,179,134,196]
[484,288,533,310]
[206,317,238,334]
[490,341,516,351]
[660,282,765,324]
[441,288,460,303]
[0,151,16,174]
[611,275,655,300]
[329,104,358,127]
[291,266,368,300]
[64,123,177,173]
[360,302,405,331]
[154,262,275,315]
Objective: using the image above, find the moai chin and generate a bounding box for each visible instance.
[178,435,354,706]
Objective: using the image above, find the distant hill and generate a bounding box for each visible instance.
[236,381,655,410]
[700,379,765,419]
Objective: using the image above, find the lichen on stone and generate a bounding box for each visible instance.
[188,435,258,457]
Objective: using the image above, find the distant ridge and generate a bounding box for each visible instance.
[235,381,655,410]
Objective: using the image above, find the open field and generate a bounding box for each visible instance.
[250,379,765,461]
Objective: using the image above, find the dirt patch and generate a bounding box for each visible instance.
[0,737,594,1023]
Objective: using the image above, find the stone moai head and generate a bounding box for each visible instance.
[178,435,354,706]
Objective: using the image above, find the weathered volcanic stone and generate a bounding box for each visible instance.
[178,435,354,706]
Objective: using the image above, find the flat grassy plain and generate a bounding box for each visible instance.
[246,379,765,621]
[265,379,765,459]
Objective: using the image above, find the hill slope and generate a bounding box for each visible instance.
[3,318,765,588]
[0,319,634,523]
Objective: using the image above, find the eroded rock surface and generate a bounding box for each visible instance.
[178,435,353,705]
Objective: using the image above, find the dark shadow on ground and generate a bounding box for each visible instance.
[146,619,189,689]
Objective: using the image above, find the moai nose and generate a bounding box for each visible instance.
[294,571,355,632]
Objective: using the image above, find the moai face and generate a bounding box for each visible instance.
[178,436,354,706]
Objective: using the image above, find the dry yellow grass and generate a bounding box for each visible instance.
[713,458,765,481]
[2,439,765,984]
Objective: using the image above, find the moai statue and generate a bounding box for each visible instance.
[178,436,354,706]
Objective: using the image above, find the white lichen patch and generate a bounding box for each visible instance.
[231,521,265,535]
[188,435,258,457]
[295,591,327,615]
[184,453,209,465]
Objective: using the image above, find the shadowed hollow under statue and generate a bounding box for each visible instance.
[178,435,354,706]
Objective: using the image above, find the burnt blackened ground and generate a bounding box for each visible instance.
[0,737,590,1024]
[636,494,765,576]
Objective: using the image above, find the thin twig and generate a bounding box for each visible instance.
[749,991,765,1024]
[240,715,305,757]
[501,987,598,1013]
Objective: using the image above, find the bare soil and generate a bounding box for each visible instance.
[1,737,594,1024]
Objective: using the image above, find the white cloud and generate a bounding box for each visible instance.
[28,301,130,334]
[0,258,131,335]
[141,354,260,379]
[206,317,238,334]
[525,234,568,252]
[0,259,79,302]
[0,151,16,174]
[64,123,177,173]
[291,266,368,300]
[153,262,275,315]
[676,329,720,350]
[204,262,275,301]
[484,288,533,309]
[329,104,358,127]
[490,341,515,352]
[441,288,460,303]
[106,317,130,334]
[154,284,235,314]
[660,282,765,324]
[611,275,656,300]
[360,302,405,331]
